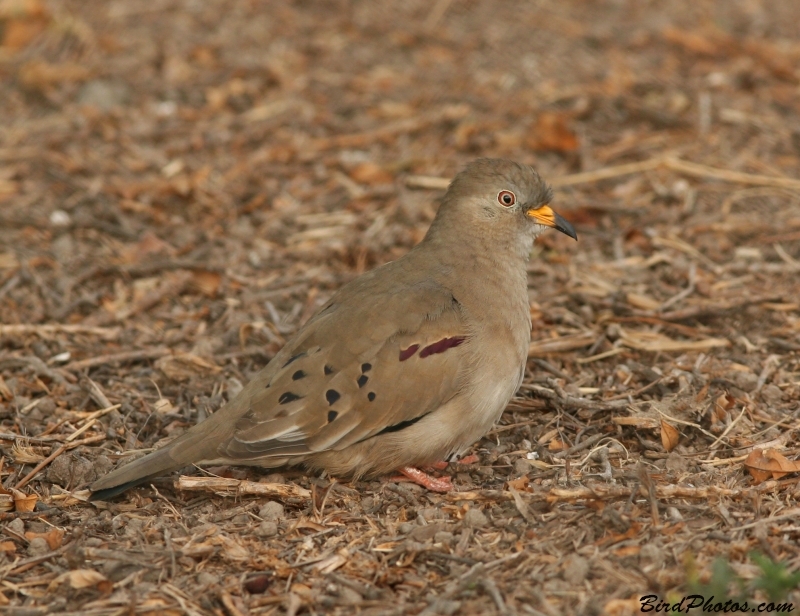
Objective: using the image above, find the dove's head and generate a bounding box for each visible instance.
[428,159,577,255]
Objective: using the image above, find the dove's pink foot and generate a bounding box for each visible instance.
[394,466,453,492]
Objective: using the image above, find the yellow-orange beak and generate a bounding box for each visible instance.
[526,205,577,240]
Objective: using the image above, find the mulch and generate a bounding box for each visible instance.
[1,0,799,614]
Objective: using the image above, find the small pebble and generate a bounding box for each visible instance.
[8,518,24,536]
[730,371,758,392]
[338,587,362,605]
[563,555,589,584]
[434,531,454,545]
[514,458,531,475]
[197,571,220,587]
[256,521,278,538]
[761,384,783,404]
[398,522,415,535]
[462,508,488,529]
[258,501,285,521]
[418,507,443,521]
[28,537,50,557]
[665,452,689,473]
[639,543,664,566]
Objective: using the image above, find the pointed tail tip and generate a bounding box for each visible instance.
[88,478,149,501]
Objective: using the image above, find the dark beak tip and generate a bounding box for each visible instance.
[553,212,578,241]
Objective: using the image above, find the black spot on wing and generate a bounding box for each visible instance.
[324,364,334,375]
[325,389,340,405]
[292,370,306,381]
[279,392,302,404]
[327,410,338,423]
[357,375,368,388]
[361,363,372,373]
[367,392,376,401]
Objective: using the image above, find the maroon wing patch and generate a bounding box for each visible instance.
[399,337,466,362]
[399,344,420,361]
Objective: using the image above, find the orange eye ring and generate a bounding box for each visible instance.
[497,190,516,207]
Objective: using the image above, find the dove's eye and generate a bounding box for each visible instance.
[497,190,516,207]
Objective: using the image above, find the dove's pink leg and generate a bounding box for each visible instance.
[395,466,453,492]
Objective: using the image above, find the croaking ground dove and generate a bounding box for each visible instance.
[90,158,577,499]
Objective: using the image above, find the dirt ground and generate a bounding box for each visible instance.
[1,0,800,614]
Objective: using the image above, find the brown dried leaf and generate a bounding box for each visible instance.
[12,489,37,512]
[211,534,249,563]
[715,393,735,411]
[660,420,680,452]
[348,162,393,185]
[0,541,16,553]
[744,448,800,483]
[54,569,108,589]
[0,0,49,51]
[527,112,579,153]
[25,528,64,550]
[506,476,530,492]
[190,270,222,297]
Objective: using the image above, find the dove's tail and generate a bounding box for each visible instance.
[89,410,235,500]
[88,445,185,501]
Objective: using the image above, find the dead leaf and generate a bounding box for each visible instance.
[53,569,108,590]
[0,0,50,50]
[0,541,16,553]
[12,489,37,512]
[506,476,530,491]
[25,528,64,550]
[527,112,579,153]
[211,534,249,563]
[660,420,680,452]
[348,162,393,185]
[715,393,735,412]
[613,545,641,557]
[312,549,349,574]
[744,448,800,483]
[190,270,222,297]
[596,522,642,547]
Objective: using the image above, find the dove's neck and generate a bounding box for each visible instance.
[416,216,534,330]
